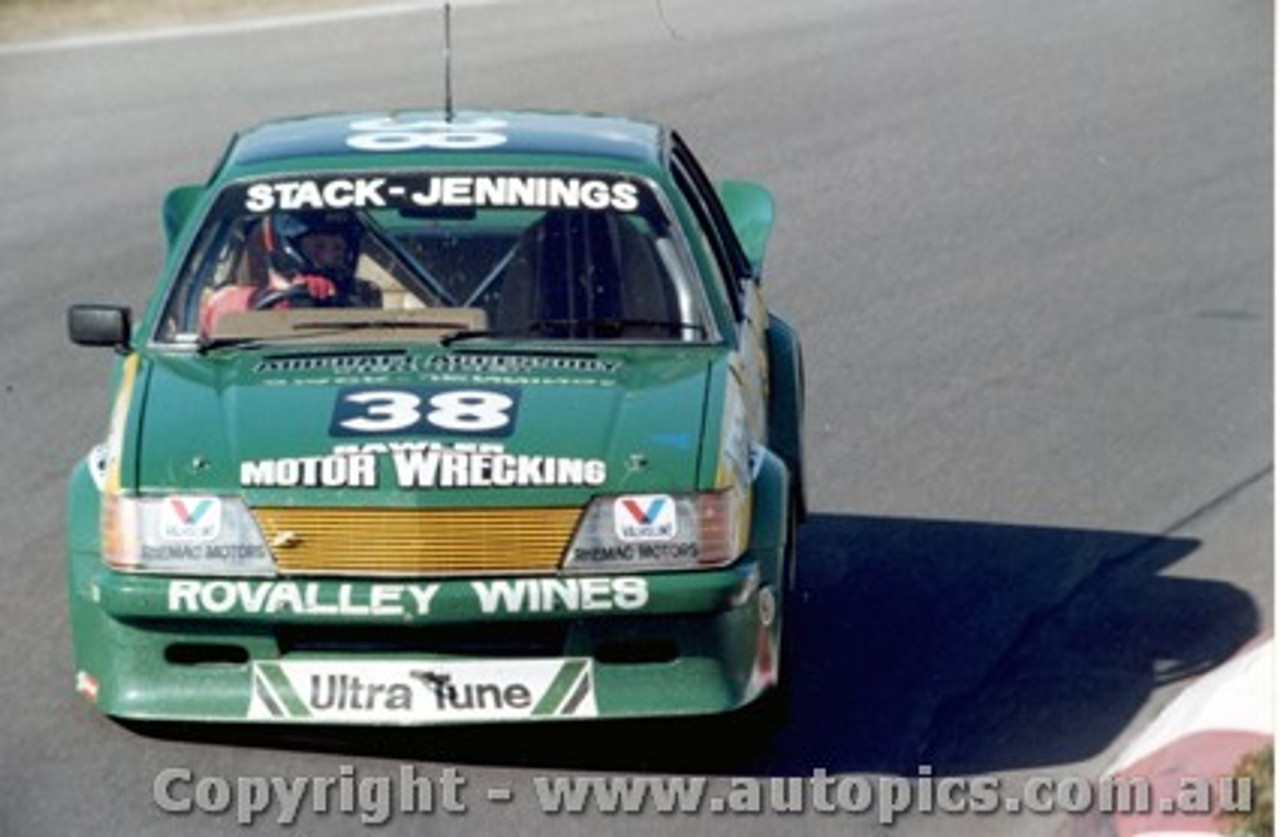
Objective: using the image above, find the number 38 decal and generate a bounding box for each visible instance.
[347,117,508,152]
[330,387,518,437]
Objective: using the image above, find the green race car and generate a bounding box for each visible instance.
[67,110,806,726]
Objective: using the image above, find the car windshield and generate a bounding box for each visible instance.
[156,171,711,347]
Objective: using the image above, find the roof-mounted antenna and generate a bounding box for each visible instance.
[443,1,454,122]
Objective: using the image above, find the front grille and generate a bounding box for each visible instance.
[252,506,583,575]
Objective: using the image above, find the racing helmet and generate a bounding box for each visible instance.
[265,210,363,282]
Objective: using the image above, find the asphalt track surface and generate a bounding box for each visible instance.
[0,1,1271,834]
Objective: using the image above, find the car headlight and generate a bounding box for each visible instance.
[561,490,748,573]
[102,493,274,575]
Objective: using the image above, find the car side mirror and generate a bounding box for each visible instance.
[68,304,132,351]
[716,180,774,279]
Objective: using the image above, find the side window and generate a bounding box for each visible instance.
[672,156,744,322]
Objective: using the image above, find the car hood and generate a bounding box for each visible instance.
[127,347,724,506]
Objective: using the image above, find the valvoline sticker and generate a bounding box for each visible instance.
[159,496,221,542]
[614,494,678,542]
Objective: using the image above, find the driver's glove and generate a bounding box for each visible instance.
[291,275,337,301]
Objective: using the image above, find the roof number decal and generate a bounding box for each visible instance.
[347,116,508,152]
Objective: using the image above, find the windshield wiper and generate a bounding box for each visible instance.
[438,328,529,348]
[197,335,283,353]
[439,318,705,348]
[198,320,477,353]
[524,318,707,338]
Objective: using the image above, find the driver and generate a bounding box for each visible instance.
[200,211,381,335]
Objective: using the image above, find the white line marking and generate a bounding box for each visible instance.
[0,1,500,57]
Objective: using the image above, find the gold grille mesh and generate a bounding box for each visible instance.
[252,507,582,575]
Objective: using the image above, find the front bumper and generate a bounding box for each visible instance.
[68,561,781,725]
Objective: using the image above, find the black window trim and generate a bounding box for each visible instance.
[671,133,755,282]
[669,146,745,322]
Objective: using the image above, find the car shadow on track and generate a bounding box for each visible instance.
[128,512,1261,776]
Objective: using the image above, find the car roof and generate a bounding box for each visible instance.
[215,110,669,179]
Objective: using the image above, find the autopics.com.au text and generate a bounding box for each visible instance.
[152,764,1256,827]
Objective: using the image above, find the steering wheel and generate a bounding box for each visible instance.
[250,283,329,310]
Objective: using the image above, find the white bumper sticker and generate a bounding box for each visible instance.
[249,659,596,723]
